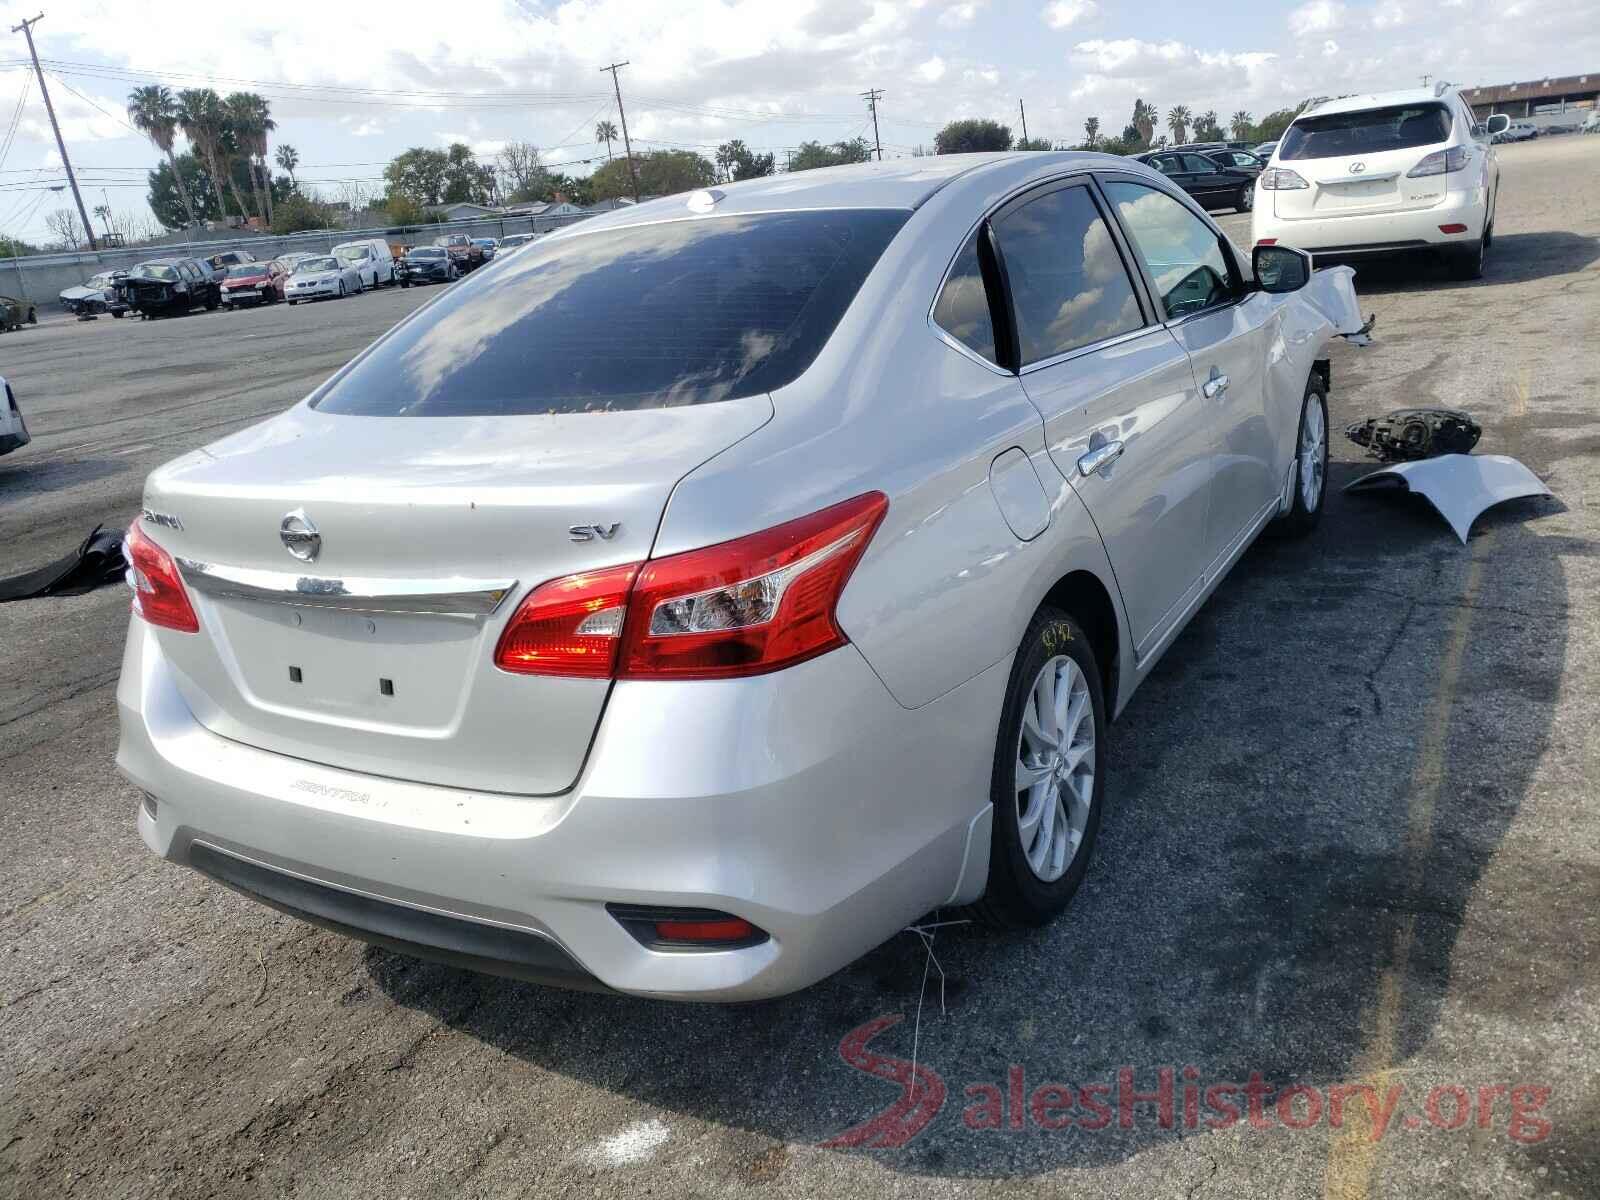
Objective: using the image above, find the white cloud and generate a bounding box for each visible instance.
[1042,1,1098,31]
[1288,0,1346,37]
[937,2,981,27]
[917,56,948,83]
[1323,39,1341,56]
[1371,2,1408,28]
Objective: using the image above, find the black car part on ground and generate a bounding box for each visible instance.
[1346,408,1483,461]
[0,525,126,602]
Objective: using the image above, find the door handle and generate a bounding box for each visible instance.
[1202,371,1230,399]
[1077,440,1125,477]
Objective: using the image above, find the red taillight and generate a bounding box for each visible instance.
[619,491,888,680]
[654,917,759,943]
[492,492,888,682]
[1438,223,1468,234]
[124,522,199,633]
[1257,237,1277,245]
[493,561,639,677]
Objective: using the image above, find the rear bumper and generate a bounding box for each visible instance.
[117,621,1001,1001]
[1251,191,1486,253]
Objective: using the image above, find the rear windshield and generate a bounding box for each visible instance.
[131,262,177,281]
[315,208,909,416]
[1280,103,1452,160]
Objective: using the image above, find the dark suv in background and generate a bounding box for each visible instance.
[116,258,223,319]
[1133,149,1259,213]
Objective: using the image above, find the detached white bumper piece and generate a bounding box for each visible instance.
[1344,453,1552,543]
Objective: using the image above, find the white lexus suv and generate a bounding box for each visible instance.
[1251,86,1510,279]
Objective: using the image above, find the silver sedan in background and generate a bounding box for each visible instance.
[118,154,1370,1000]
[284,254,364,304]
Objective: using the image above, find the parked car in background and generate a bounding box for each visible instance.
[1253,141,1279,159]
[395,246,457,286]
[1583,111,1600,134]
[116,259,222,318]
[204,250,257,281]
[273,252,319,275]
[1492,121,1538,144]
[1200,148,1265,176]
[285,255,364,303]
[497,232,538,252]
[220,261,288,308]
[332,239,396,289]
[60,271,129,318]
[1252,87,1509,280]
[432,232,484,271]
[1,293,39,331]
[119,154,1372,1000]
[0,374,29,457]
[471,237,498,261]
[1135,149,1258,212]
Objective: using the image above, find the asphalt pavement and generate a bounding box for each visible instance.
[1,139,1597,1199]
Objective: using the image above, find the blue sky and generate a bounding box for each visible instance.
[1,0,1596,243]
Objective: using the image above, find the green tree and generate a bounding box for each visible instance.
[176,88,231,219]
[934,118,1013,154]
[714,139,774,181]
[1230,110,1253,140]
[275,143,300,188]
[1254,107,1303,142]
[595,119,618,161]
[224,91,275,222]
[442,143,495,204]
[127,84,200,228]
[0,233,39,256]
[1131,99,1157,148]
[588,149,715,201]
[270,191,336,234]
[384,147,451,206]
[1194,110,1221,141]
[789,138,872,171]
[1083,116,1101,148]
[1016,136,1053,151]
[146,151,219,228]
[1166,105,1191,145]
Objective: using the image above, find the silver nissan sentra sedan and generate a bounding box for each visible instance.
[118,152,1370,1000]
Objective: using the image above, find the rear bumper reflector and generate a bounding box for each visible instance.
[1438,223,1469,234]
[608,903,770,950]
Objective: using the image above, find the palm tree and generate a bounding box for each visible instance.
[1231,110,1253,140]
[275,143,300,190]
[1197,110,1219,140]
[176,88,231,220]
[1166,105,1191,145]
[1131,99,1157,148]
[127,84,200,228]
[222,92,271,222]
[1083,116,1100,148]
[595,119,618,161]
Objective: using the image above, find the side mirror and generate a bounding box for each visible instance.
[1486,114,1511,136]
[1253,244,1313,293]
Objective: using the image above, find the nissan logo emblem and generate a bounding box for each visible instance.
[279,509,322,562]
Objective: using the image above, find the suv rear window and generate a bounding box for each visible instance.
[1279,103,1452,160]
[316,209,908,416]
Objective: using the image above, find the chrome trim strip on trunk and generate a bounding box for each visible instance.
[175,558,516,617]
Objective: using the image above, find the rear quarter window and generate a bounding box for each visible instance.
[1280,103,1453,160]
[315,209,909,416]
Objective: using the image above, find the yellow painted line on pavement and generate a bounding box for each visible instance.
[1323,370,1527,1199]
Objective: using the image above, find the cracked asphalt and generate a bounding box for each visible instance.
[2,137,1597,1199]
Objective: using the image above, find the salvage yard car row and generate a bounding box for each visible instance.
[51,231,524,322]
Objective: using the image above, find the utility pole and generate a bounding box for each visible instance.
[1420,73,1432,88]
[1019,99,1029,146]
[11,12,96,250]
[860,88,884,161]
[600,61,640,203]
[783,148,794,172]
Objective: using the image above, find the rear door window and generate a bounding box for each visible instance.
[990,184,1145,365]
[1279,103,1453,160]
[931,230,998,364]
[316,209,908,416]
[1182,154,1218,173]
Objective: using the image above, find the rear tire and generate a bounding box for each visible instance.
[1272,374,1329,537]
[1237,185,1254,213]
[1445,236,1485,281]
[970,607,1106,930]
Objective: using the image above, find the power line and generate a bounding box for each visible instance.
[11,12,96,249]
[0,66,30,173]
[859,88,884,161]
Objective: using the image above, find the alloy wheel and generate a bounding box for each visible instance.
[1300,395,1326,511]
[1014,654,1095,882]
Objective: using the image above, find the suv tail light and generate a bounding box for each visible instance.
[1259,167,1309,190]
[492,492,888,681]
[1407,146,1467,177]
[124,523,199,633]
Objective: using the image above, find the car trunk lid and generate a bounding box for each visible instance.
[140,397,772,795]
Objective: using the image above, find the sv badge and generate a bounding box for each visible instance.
[569,523,621,543]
